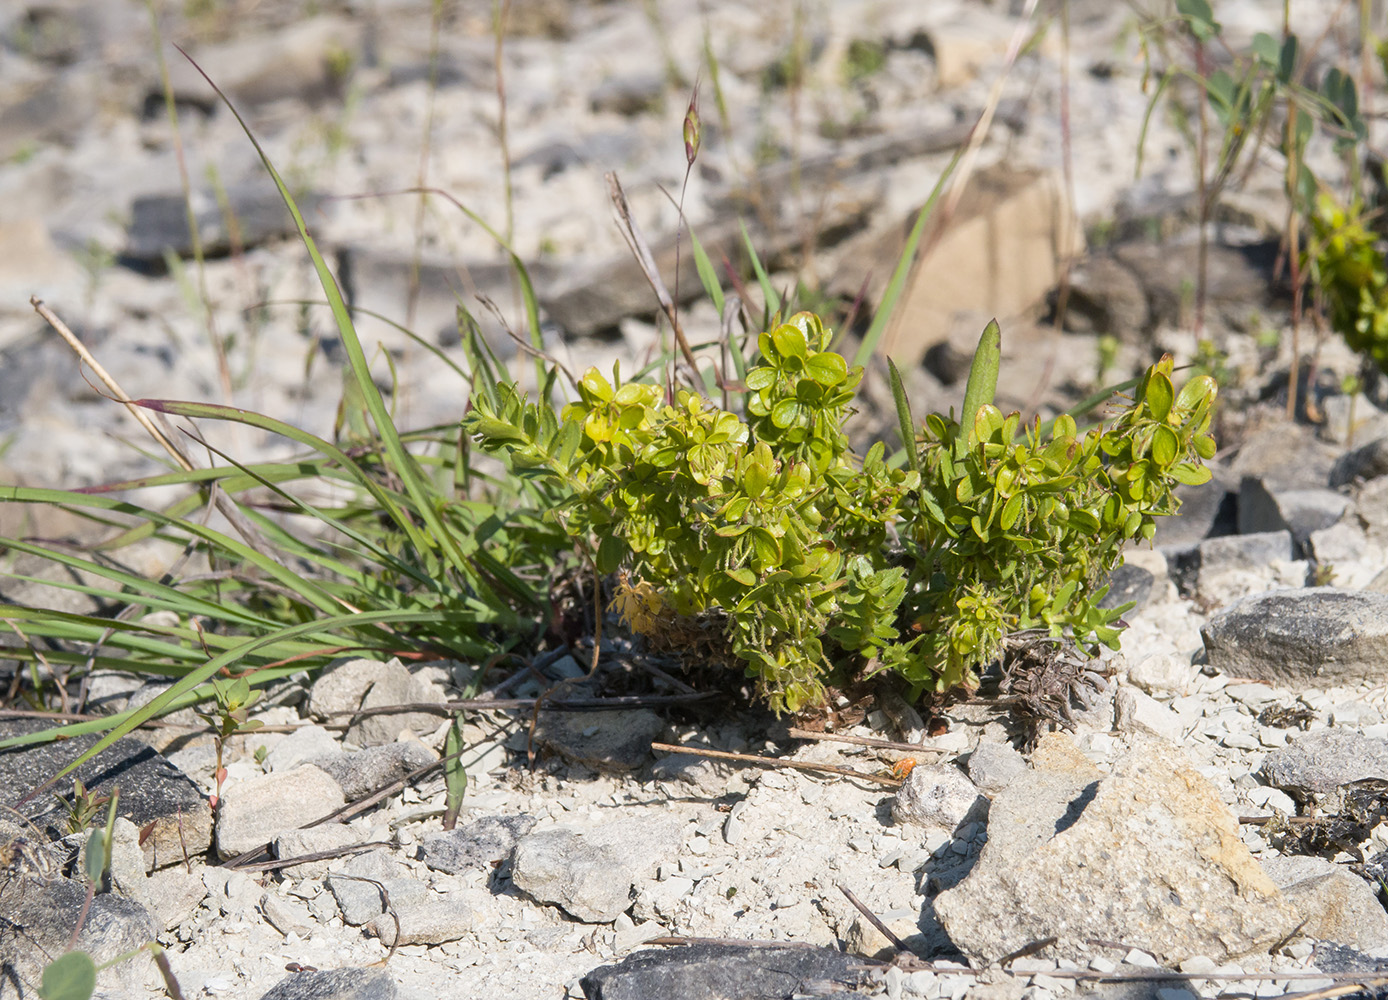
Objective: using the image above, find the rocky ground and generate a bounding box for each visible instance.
[5,1,1388,999]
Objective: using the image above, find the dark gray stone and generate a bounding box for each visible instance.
[1098,562,1154,612]
[1330,435,1388,487]
[588,72,665,115]
[125,182,324,263]
[0,871,156,997]
[419,814,536,875]
[579,943,873,1000]
[1231,423,1340,493]
[1152,466,1237,553]
[1197,529,1294,576]
[1259,730,1388,805]
[1201,588,1388,685]
[309,741,438,801]
[534,709,666,772]
[0,718,211,867]
[1237,478,1351,553]
[256,967,397,1000]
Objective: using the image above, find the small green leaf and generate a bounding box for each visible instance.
[725,568,756,587]
[961,319,1001,438]
[1145,371,1175,422]
[745,367,776,391]
[1000,493,1023,531]
[39,952,97,1000]
[579,368,614,402]
[1169,462,1213,486]
[804,351,848,386]
[771,399,802,429]
[771,324,808,360]
[1151,425,1179,467]
[83,829,106,883]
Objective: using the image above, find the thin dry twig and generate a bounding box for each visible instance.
[787,727,948,756]
[650,742,903,788]
[837,884,908,952]
[231,840,392,874]
[31,297,189,468]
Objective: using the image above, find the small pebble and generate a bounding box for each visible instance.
[1124,949,1161,969]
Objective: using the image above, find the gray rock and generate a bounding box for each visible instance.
[1237,478,1350,553]
[367,889,472,947]
[1320,394,1388,446]
[1330,435,1388,486]
[323,847,470,945]
[1201,588,1388,685]
[263,724,342,773]
[1124,652,1194,695]
[142,868,208,932]
[1116,687,1186,742]
[579,943,873,1000]
[0,871,156,997]
[589,71,665,115]
[326,850,406,926]
[1232,422,1341,493]
[125,181,325,263]
[1061,253,1149,339]
[1260,855,1388,952]
[255,967,397,1000]
[309,741,437,801]
[1357,476,1388,546]
[964,741,1028,795]
[419,814,537,874]
[1197,529,1294,577]
[273,823,362,878]
[215,764,347,859]
[891,763,988,830]
[933,738,1300,965]
[308,657,447,748]
[534,709,666,771]
[260,892,317,938]
[1310,519,1374,568]
[163,15,364,108]
[0,718,211,867]
[1153,467,1237,553]
[1098,562,1155,612]
[1259,730,1388,806]
[511,815,684,923]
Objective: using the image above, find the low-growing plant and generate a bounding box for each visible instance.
[467,314,1217,712]
[1307,192,1388,376]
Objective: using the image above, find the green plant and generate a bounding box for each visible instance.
[843,38,886,83]
[56,778,110,837]
[1307,192,1388,374]
[1137,0,1373,410]
[467,316,1217,711]
[194,675,263,810]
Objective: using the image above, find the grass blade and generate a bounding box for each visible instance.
[738,219,781,321]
